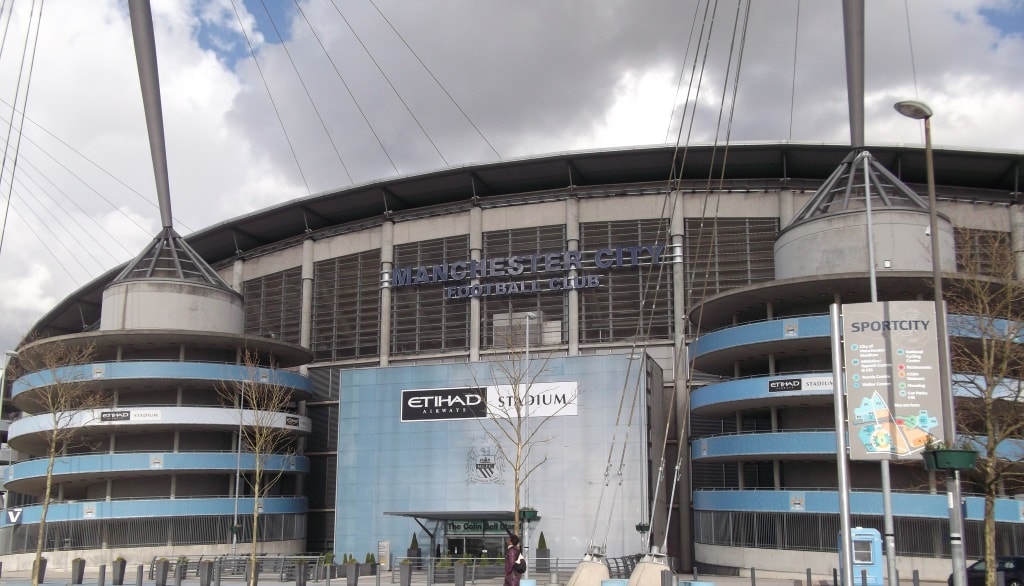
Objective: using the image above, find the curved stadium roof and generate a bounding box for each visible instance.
[27,142,1024,342]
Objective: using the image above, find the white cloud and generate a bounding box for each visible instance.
[0,0,1021,348]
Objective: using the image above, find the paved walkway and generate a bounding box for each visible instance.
[0,568,814,586]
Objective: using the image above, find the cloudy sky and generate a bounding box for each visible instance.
[0,0,1022,352]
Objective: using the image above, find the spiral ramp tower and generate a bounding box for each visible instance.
[0,0,313,564]
[0,208,314,564]
[684,148,958,573]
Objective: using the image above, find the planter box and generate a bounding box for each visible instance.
[72,558,86,584]
[113,560,127,586]
[535,549,550,574]
[154,559,169,586]
[345,563,359,586]
[923,449,978,471]
[407,549,422,570]
[400,564,412,586]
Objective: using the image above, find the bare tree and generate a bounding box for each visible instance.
[14,339,106,586]
[478,315,576,537]
[945,229,1024,586]
[219,349,300,586]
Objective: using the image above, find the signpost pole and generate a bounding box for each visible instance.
[830,304,854,586]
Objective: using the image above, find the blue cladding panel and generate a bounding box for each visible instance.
[3,496,306,524]
[691,316,831,357]
[12,362,311,395]
[334,354,651,562]
[693,489,1022,522]
[7,452,308,482]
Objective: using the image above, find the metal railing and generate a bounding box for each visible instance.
[387,555,673,584]
[149,554,328,581]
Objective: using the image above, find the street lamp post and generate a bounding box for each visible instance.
[894,99,967,586]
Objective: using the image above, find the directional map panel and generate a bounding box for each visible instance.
[841,301,945,461]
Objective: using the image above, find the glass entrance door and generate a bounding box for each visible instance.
[446,535,505,560]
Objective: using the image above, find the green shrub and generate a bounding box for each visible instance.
[410,533,419,549]
[538,532,547,549]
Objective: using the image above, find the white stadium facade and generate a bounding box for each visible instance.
[2,142,1024,579]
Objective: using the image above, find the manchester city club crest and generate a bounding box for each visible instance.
[466,438,505,484]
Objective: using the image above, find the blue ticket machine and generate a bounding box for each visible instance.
[838,527,883,586]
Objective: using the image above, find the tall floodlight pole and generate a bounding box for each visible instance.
[894,99,967,586]
[858,150,898,586]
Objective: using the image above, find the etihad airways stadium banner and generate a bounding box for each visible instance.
[401,382,578,422]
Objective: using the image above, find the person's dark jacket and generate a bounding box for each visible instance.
[504,543,522,586]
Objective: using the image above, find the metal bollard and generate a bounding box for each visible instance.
[214,560,222,586]
[136,565,144,586]
[550,571,558,585]
[175,563,184,586]
[751,566,757,586]
[833,569,838,586]
[913,569,920,586]
[807,568,812,586]
[99,564,107,586]
[861,569,868,586]
[661,569,674,586]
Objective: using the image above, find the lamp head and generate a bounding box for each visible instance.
[894,100,933,120]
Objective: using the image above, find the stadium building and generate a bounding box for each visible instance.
[1,143,1023,580]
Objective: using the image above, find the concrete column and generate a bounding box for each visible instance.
[301,239,315,352]
[379,223,394,366]
[1010,204,1024,279]
[736,406,745,488]
[470,206,483,361]
[771,407,781,489]
[232,258,244,293]
[295,237,315,499]
[669,189,692,571]
[778,189,795,229]
[566,198,580,355]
